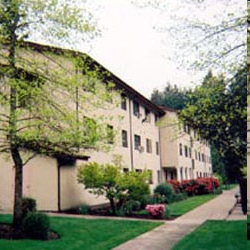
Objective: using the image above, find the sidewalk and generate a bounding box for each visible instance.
[113,187,246,250]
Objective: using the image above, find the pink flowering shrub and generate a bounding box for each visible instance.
[181,177,220,196]
[145,204,165,217]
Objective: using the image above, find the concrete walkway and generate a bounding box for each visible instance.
[113,187,246,250]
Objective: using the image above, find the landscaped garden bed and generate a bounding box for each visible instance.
[0,214,163,250]
[65,178,220,221]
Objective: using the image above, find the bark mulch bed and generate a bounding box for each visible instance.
[0,223,59,240]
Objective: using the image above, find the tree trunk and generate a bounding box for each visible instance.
[11,149,23,228]
[109,198,116,215]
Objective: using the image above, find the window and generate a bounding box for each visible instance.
[122,130,128,148]
[156,142,159,155]
[144,108,151,123]
[134,134,141,150]
[183,123,188,133]
[194,130,197,139]
[135,169,142,173]
[179,143,183,156]
[202,153,205,162]
[107,125,114,144]
[157,170,161,183]
[195,150,198,160]
[146,139,152,153]
[133,101,140,117]
[154,114,158,124]
[147,170,153,184]
[123,168,129,173]
[190,137,193,147]
[121,93,127,110]
[189,147,192,158]
[16,71,44,108]
[82,116,97,145]
[184,145,188,157]
[198,152,201,161]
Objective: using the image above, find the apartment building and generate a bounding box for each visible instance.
[159,107,212,181]
[0,42,164,211]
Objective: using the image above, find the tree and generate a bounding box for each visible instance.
[179,68,247,182]
[77,162,150,215]
[134,0,246,75]
[0,0,110,228]
[150,83,191,110]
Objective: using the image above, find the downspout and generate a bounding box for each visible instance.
[158,118,163,183]
[57,162,61,212]
[128,99,134,170]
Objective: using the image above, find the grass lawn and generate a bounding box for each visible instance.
[0,214,163,250]
[168,194,217,217]
[172,220,247,250]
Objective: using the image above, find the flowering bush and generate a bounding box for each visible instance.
[181,177,220,196]
[167,177,221,196]
[167,180,183,193]
[145,204,165,218]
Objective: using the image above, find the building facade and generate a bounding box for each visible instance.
[0,42,164,212]
[0,42,212,212]
[159,107,212,181]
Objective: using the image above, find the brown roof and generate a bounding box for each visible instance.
[22,41,165,116]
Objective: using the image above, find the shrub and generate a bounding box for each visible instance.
[163,206,171,219]
[167,180,183,193]
[79,204,90,215]
[116,200,141,216]
[172,192,188,202]
[21,197,37,220]
[154,183,174,203]
[145,204,165,218]
[22,212,50,240]
[78,162,150,215]
[181,177,221,196]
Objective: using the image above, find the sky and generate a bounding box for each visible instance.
[76,0,245,99]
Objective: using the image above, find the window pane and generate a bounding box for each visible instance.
[146,139,152,153]
[122,130,128,147]
[121,93,127,110]
[133,101,140,116]
[134,134,141,149]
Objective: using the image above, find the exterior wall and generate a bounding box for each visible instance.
[0,43,163,211]
[60,160,108,210]
[0,154,58,212]
[159,109,212,182]
[0,156,15,211]
[23,156,58,211]
[85,95,162,192]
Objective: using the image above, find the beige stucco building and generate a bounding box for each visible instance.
[159,107,212,181]
[0,42,213,213]
[0,42,164,212]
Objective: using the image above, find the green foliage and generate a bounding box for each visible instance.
[180,68,247,182]
[171,192,188,203]
[21,197,37,220]
[151,83,191,110]
[154,183,174,203]
[77,162,150,215]
[241,167,247,178]
[0,214,163,249]
[22,212,50,240]
[0,0,111,227]
[79,204,90,215]
[119,170,150,204]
